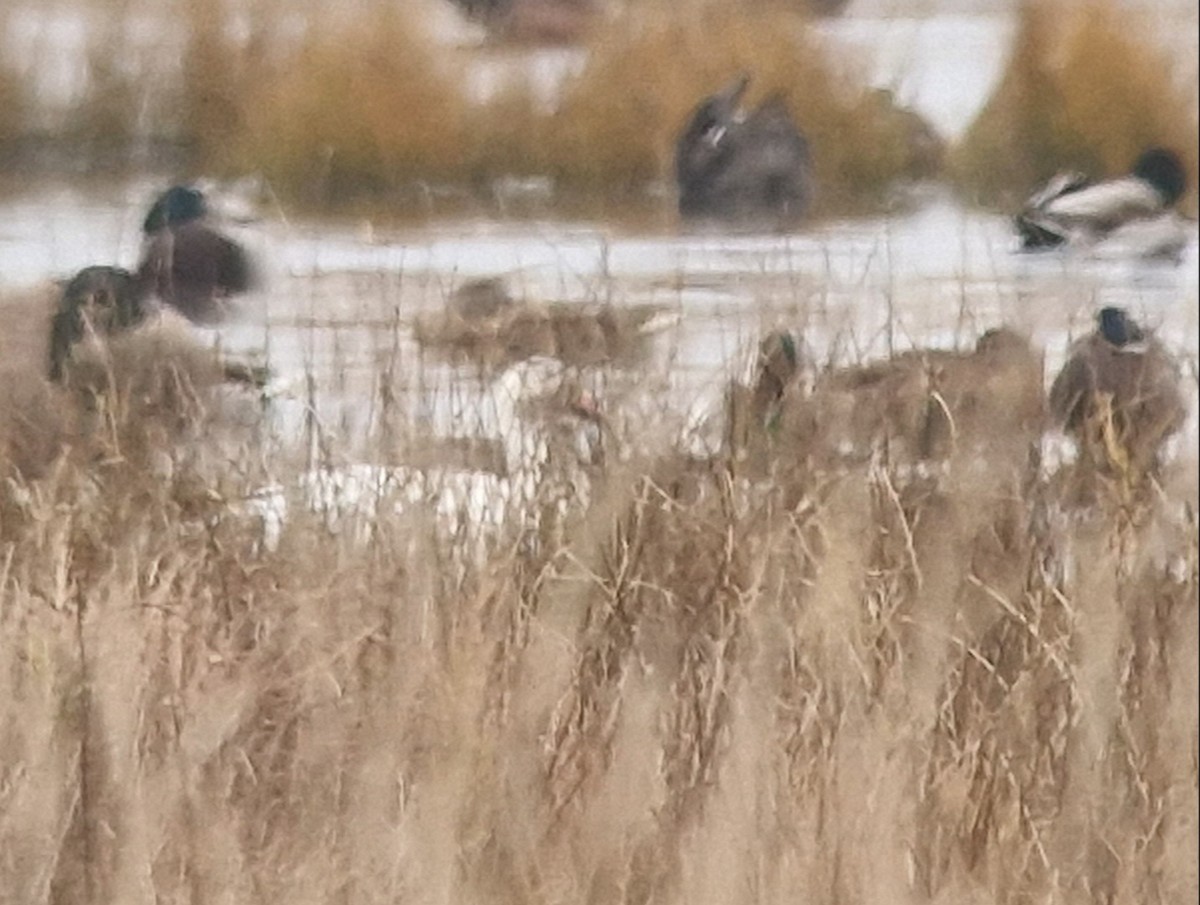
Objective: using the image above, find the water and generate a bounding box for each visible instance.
[1,1,1196,460]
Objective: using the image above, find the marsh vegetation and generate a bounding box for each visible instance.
[0,2,1196,904]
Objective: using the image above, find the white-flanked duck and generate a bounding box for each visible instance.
[246,356,606,554]
[1016,147,1189,256]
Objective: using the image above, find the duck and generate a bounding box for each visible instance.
[48,184,262,379]
[414,278,679,368]
[724,329,805,455]
[245,357,606,555]
[47,267,268,388]
[1015,147,1189,256]
[675,74,814,226]
[727,328,1044,470]
[47,265,148,382]
[1048,307,1186,477]
[137,184,259,325]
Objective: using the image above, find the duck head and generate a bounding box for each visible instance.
[143,185,208,234]
[676,74,751,182]
[1097,306,1145,347]
[1131,148,1186,206]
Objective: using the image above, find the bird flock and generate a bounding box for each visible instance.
[10,86,1194,556]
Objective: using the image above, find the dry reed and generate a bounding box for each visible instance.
[1,293,1195,904]
[955,0,1200,211]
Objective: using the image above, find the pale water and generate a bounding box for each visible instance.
[0,0,1196,462]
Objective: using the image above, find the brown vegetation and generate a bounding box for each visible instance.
[955,0,1200,211]
[542,3,940,210]
[0,1,946,214]
[1,288,1196,903]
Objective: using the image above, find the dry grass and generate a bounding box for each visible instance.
[535,2,940,211]
[0,10,29,162]
[0,1,941,213]
[954,0,1200,210]
[1,291,1196,904]
[231,8,474,209]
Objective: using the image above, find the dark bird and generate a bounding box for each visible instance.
[48,186,260,382]
[137,184,258,325]
[1049,307,1186,476]
[675,74,814,226]
[142,184,208,234]
[1016,148,1189,255]
[733,328,1044,469]
[48,265,148,382]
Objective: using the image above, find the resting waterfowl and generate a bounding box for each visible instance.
[1048,307,1186,477]
[137,184,258,325]
[48,265,148,382]
[246,357,606,554]
[675,74,814,226]
[1015,147,1189,254]
[415,279,678,368]
[735,328,1044,469]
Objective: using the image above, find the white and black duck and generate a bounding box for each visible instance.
[1015,147,1189,258]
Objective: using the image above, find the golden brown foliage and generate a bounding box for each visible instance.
[955,0,1200,210]
[1,296,1196,903]
[231,9,472,207]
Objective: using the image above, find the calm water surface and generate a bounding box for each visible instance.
[1,1,1196,458]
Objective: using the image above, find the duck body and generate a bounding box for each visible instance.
[1048,307,1185,475]
[245,357,605,554]
[137,184,259,325]
[1016,148,1188,255]
[676,75,814,226]
[138,220,257,325]
[415,280,678,369]
[729,328,1044,470]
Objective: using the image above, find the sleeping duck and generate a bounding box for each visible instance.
[1015,147,1189,256]
[137,184,259,325]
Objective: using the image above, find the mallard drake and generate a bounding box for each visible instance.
[47,184,261,380]
[1048,307,1186,476]
[1016,148,1189,254]
[137,184,259,325]
[675,74,814,226]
